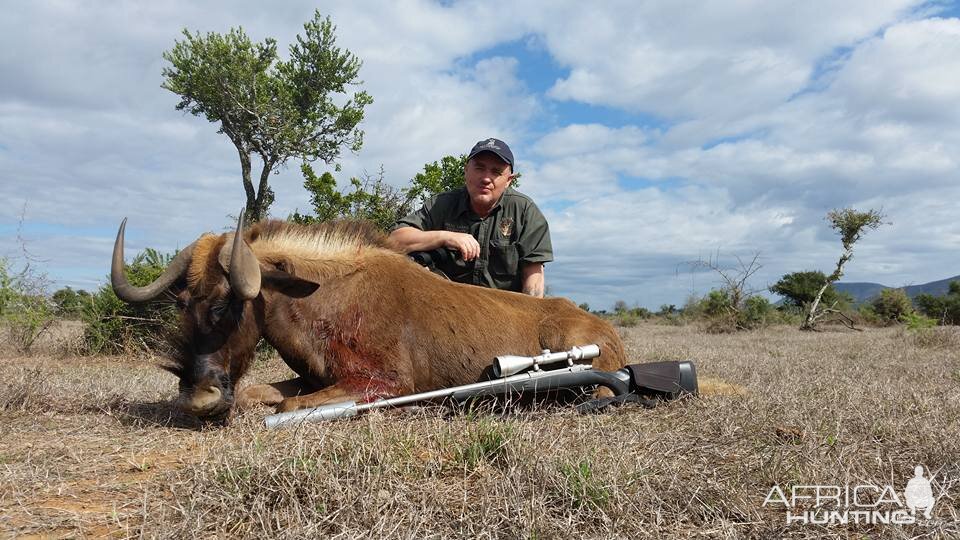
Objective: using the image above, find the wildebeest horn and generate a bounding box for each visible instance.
[111,218,196,303]
[227,210,261,300]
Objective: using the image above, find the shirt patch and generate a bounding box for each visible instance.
[498,218,514,238]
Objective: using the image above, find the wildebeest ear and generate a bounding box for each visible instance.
[260,269,320,298]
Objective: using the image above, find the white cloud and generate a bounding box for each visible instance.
[1,1,958,311]
[529,0,919,125]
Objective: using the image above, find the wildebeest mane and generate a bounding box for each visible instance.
[247,219,400,279]
[186,218,396,295]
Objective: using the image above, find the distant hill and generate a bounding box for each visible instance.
[834,274,960,303]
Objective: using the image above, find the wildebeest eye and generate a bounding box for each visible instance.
[175,297,189,311]
[209,301,229,324]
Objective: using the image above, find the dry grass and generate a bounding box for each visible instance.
[1,324,958,538]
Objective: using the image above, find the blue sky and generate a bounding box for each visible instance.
[1,1,959,310]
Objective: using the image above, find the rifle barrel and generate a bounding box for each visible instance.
[264,363,630,429]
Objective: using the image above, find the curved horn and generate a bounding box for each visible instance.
[111,218,195,303]
[228,210,261,300]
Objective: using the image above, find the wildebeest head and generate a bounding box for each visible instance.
[111,212,318,421]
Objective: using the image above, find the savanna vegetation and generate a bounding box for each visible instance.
[2,9,958,539]
[2,324,958,538]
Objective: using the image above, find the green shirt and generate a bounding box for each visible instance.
[394,187,553,292]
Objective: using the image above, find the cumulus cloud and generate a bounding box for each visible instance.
[528,1,918,124]
[1,1,958,311]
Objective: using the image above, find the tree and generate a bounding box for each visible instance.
[802,208,885,330]
[770,270,847,309]
[291,164,415,232]
[51,286,91,318]
[405,154,469,204]
[162,11,372,222]
[915,281,960,325]
[404,153,521,204]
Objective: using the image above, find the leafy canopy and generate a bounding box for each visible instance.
[162,11,372,222]
[770,270,847,308]
[291,164,415,232]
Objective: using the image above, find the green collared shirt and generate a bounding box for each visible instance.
[394,187,553,292]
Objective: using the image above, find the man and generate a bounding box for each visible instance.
[390,138,553,297]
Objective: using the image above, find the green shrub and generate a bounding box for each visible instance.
[914,281,960,325]
[609,301,651,327]
[903,312,937,331]
[856,304,885,327]
[51,287,91,318]
[701,289,733,318]
[694,289,773,331]
[612,311,641,327]
[870,288,913,325]
[740,295,774,329]
[0,257,56,353]
[81,248,180,355]
[291,164,415,232]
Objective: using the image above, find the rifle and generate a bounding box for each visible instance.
[263,344,697,429]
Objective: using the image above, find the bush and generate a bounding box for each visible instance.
[694,289,774,332]
[51,286,91,318]
[0,257,56,353]
[700,289,733,318]
[740,295,774,329]
[610,301,651,327]
[870,288,913,325]
[856,304,885,327]
[291,164,415,232]
[914,281,960,325]
[81,248,180,355]
[902,312,937,331]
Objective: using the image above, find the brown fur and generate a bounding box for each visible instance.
[170,219,627,415]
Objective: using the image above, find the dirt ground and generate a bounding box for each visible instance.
[1,323,958,539]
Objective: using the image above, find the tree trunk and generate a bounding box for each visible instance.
[250,159,275,222]
[802,247,853,330]
[236,146,257,221]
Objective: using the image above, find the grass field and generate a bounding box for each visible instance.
[2,323,959,538]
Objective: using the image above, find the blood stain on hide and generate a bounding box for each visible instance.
[314,310,401,402]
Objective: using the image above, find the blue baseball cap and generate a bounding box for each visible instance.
[467,138,514,168]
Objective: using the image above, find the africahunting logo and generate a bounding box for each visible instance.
[763,465,953,526]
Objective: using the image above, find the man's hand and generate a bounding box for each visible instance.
[443,231,481,261]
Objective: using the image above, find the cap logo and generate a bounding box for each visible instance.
[485,138,499,149]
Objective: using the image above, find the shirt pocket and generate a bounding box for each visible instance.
[489,241,519,278]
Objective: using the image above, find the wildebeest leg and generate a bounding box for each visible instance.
[236,377,313,409]
[275,374,413,413]
[274,384,366,413]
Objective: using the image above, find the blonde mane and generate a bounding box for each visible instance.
[184,219,400,293]
[247,219,400,279]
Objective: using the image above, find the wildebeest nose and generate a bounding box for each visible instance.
[179,384,223,415]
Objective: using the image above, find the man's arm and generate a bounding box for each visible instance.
[521,262,545,298]
[389,227,481,261]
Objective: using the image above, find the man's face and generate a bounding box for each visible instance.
[464,152,515,215]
